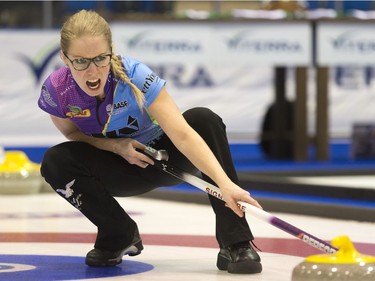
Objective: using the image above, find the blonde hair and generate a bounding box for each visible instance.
[60,10,145,108]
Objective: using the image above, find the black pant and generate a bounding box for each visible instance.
[41,107,254,250]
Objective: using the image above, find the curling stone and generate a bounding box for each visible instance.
[0,150,42,194]
[292,235,375,281]
[40,176,54,193]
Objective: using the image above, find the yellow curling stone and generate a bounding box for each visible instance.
[0,150,42,194]
[292,235,375,281]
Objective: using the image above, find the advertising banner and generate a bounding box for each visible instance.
[1,22,374,147]
[316,22,375,138]
[111,21,312,65]
[0,28,276,146]
[317,22,375,65]
[0,30,64,146]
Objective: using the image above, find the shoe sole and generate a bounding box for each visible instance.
[86,240,144,267]
[217,255,230,271]
[227,260,262,274]
[127,239,143,256]
[217,254,262,274]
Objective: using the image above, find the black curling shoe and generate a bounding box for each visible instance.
[85,231,144,267]
[217,241,262,274]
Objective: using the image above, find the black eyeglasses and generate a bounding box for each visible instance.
[63,52,112,71]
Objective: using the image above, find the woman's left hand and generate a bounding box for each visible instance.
[220,182,262,217]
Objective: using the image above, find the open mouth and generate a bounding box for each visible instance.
[86,79,101,90]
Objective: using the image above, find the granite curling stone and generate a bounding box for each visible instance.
[0,150,42,194]
[291,235,375,281]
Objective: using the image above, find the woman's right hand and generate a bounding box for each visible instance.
[50,115,153,168]
[112,138,154,168]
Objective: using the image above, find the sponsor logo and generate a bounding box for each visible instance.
[41,85,57,108]
[298,233,336,253]
[141,73,157,93]
[56,179,75,199]
[125,31,202,53]
[114,100,129,110]
[331,30,375,54]
[66,105,91,118]
[118,115,139,135]
[17,45,61,85]
[97,115,140,138]
[150,65,214,88]
[205,187,223,201]
[205,187,245,211]
[111,100,129,115]
[226,31,302,53]
[56,179,83,210]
